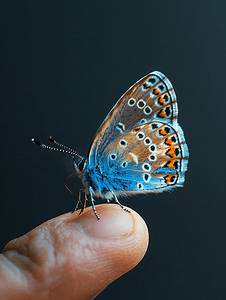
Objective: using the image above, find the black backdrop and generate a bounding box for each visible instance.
[1,1,226,299]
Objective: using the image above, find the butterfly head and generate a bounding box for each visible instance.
[73,156,86,175]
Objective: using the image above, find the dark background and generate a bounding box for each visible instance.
[1,1,226,299]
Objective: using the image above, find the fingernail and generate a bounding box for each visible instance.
[68,205,134,239]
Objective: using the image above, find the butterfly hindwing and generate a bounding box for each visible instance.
[97,121,189,193]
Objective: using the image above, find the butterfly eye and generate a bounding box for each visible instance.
[119,139,127,148]
[148,154,157,161]
[144,137,152,145]
[143,106,152,115]
[110,153,117,160]
[142,163,151,172]
[137,99,146,109]
[78,160,85,172]
[149,144,157,152]
[128,98,136,106]
[136,132,145,140]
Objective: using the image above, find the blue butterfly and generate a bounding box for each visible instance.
[32,71,189,219]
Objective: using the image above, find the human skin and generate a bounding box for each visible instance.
[0,204,149,300]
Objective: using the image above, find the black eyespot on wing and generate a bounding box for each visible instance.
[120,140,126,146]
[153,88,160,95]
[144,106,151,114]
[164,127,170,133]
[122,161,127,167]
[148,78,156,84]
[152,123,158,129]
[137,183,142,189]
[165,107,171,116]
[110,153,117,160]
[143,83,151,89]
[133,127,141,132]
[144,174,149,181]
[175,148,180,156]
[163,94,168,101]
[174,161,179,169]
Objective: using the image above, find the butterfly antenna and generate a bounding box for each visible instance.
[31,136,83,160]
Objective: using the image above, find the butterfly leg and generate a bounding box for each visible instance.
[71,187,88,214]
[89,188,100,220]
[110,190,130,213]
[79,192,89,215]
[72,187,84,213]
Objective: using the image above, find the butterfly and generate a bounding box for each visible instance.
[32,71,189,219]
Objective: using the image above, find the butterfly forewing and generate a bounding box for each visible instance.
[88,71,178,166]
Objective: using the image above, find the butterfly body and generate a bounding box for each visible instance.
[73,71,189,217]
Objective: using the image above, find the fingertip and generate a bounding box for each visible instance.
[68,203,149,275]
[69,204,134,238]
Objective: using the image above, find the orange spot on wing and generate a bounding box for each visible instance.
[164,174,177,184]
[128,153,138,164]
[164,175,171,184]
[153,88,160,95]
[158,96,165,105]
[166,161,176,169]
[158,109,167,118]
[166,146,176,158]
[159,129,167,136]
[143,83,151,89]
[165,137,173,145]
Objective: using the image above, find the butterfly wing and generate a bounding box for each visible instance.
[98,120,189,194]
[87,71,189,194]
[88,71,177,163]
